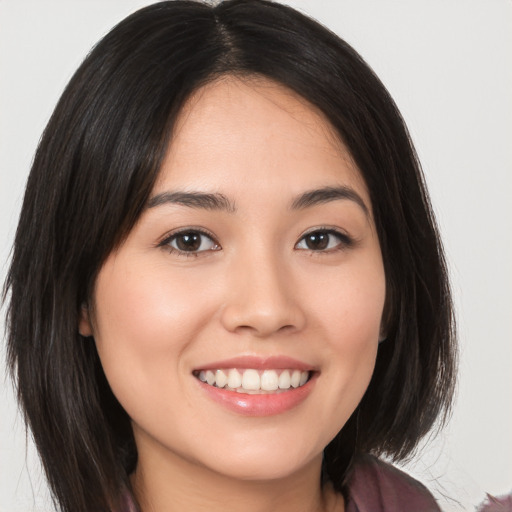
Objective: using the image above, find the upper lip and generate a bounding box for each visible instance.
[193,355,316,372]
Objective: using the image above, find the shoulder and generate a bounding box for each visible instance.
[345,454,441,512]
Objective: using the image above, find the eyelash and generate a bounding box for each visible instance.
[159,227,354,258]
[296,227,354,254]
[158,227,220,258]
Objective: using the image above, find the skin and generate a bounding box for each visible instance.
[80,76,386,512]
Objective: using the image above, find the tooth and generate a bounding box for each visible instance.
[242,369,260,390]
[200,367,308,391]
[206,370,215,386]
[290,370,301,388]
[278,370,291,389]
[227,369,242,389]
[216,369,228,388]
[260,370,279,391]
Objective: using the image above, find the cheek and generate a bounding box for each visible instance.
[307,253,386,342]
[303,256,385,425]
[330,267,384,383]
[93,258,216,344]
[90,260,217,415]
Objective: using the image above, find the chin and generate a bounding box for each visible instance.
[192,433,324,482]
[207,455,316,482]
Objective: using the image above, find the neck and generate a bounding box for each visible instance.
[130,443,343,512]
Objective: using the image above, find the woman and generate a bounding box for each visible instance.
[3,1,456,511]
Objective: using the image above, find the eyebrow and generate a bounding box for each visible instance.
[146,185,369,216]
[290,186,369,216]
[146,191,236,212]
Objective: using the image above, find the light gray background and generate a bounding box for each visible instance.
[1,1,511,511]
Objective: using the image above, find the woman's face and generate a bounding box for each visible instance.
[81,77,386,482]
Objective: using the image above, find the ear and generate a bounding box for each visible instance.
[378,324,387,343]
[78,303,93,337]
[379,290,393,343]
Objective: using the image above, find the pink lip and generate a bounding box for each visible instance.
[197,375,316,416]
[194,355,315,372]
[193,355,318,417]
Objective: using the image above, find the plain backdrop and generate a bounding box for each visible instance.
[1,1,511,511]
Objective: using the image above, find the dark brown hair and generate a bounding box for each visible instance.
[4,1,456,511]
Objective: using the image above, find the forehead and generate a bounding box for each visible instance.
[155,75,369,207]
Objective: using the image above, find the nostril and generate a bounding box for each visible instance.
[220,303,306,338]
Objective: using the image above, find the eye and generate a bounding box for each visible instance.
[295,229,352,252]
[160,229,220,256]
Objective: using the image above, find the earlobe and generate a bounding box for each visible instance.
[78,303,93,337]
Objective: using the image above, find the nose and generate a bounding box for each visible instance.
[220,251,306,338]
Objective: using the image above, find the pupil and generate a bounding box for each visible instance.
[307,232,328,250]
[177,233,201,251]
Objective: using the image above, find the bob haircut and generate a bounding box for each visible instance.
[4,1,456,511]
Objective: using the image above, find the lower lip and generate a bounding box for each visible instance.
[196,374,316,416]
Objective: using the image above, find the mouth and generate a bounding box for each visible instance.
[192,356,317,416]
[193,368,312,394]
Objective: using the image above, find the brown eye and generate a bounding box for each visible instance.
[296,229,351,252]
[164,230,219,254]
[175,232,202,251]
[304,232,330,250]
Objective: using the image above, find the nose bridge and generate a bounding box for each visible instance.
[220,242,305,337]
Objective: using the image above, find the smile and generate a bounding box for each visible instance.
[194,368,311,394]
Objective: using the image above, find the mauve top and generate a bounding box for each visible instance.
[123,455,440,512]
[345,454,441,511]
